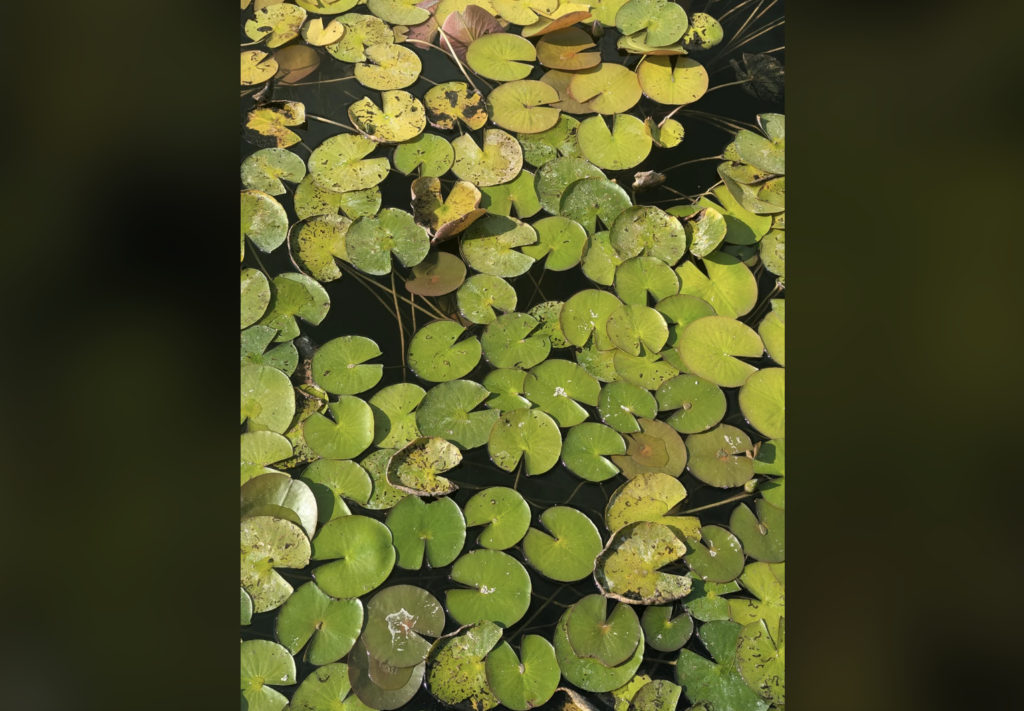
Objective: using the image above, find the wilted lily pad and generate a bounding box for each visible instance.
[424,81,489,131]
[406,251,467,296]
[577,114,652,171]
[245,101,305,148]
[303,396,374,460]
[394,133,454,177]
[466,32,537,81]
[488,80,561,134]
[246,4,307,47]
[276,581,363,665]
[568,64,643,114]
[554,606,645,693]
[300,459,373,522]
[242,148,306,196]
[461,214,538,277]
[641,605,693,652]
[446,549,532,626]
[349,91,426,144]
[241,516,311,614]
[685,424,753,488]
[417,379,501,450]
[523,506,603,581]
[311,514,395,599]
[684,524,744,583]
[426,620,503,711]
[656,374,726,434]
[355,43,421,90]
[605,472,687,531]
[524,358,601,427]
[464,487,531,549]
[560,178,633,234]
[486,635,560,711]
[241,472,318,540]
[482,312,551,370]
[611,417,686,478]
[488,407,563,474]
[562,422,627,482]
[536,156,605,214]
[241,364,295,434]
[567,593,641,667]
[369,383,425,449]
[348,636,425,710]
[519,115,581,168]
[678,316,762,387]
[362,584,445,668]
[595,521,691,604]
[675,620,769,711]
[452,129,524,187]
[242,190,288,254]
[313,336,383,395]
[412,178,486,242]
[295,176,382,221]
[309,134,390,193]
[730,500,784,563]
[241,639,296,711]
[739,367,785,438]
[386,436,462,496]
[598,380,657,433]
[407,320,482,382]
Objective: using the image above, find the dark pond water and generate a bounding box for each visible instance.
[242,2,784,707]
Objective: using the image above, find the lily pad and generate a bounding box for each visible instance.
[246,4,307,47]
[645,117,685,148]
[486,635,561,710]
[488,407,563,474]
[524,358,601,427]
[440,5,505,62]
[424,81,489,131]
[576,338,621,382]
[605,472,687,531]
[394,133,455,177]
[406,251,468,296]
[729,500,785,563]
[518,115,582,168]
[607,304,669,356]
[684,207,727,259]
[301,17,346,46]
[347,208,429,275]
[300,459,373,522]
[242,190,288,254]
[457,274,517,324]
[426,621,503,710]
[562,422,627,482]
[736,618,785,705]
[354,43,421,91]
[615,0,687,47]
[309,134,390,193]
[245,101,305,149]
[241,430,294,485]
[540,68,596,114]
[731,128,785,176]
[464,487,531,549]
[461,214,538,277]
[598,380,657,433]
[536,156,605,215]
[595,521,690,604]
[241,516,312,614]
[466,32,537,81]
[273,44,321,84]
[313,336,383,395]
[606,418,682,480]
[311,515,396,599]
[680,12,723,49]
[363,584,446,667]
[522,5,593,37]
[613,350,678,391]
[656,294,716,354]
[241,364,296,434]
[676,253,758,318]
[327,13,393,63]
[537,27,601,70]
[628,680,682,711]
[385,495,466,570]
[701,187,772,246]
[577,114,652,171]
[739,367,785,438]
[452,129,524,187]
[242,588,253,625]
[242,148,306,196]
[241,269,272,328]
[682,575,741,622]
[559,289,623,349]
[349,91,426,144]
[482,312,551,370]
[348,636,425,710]
[752,438,785,477]
[241,49,278,86]
[567,593,641,667]
[522,215,588,271]
[729,561,785,640]
[241,639,296,711]
[360,448,409,511]
[480,169,542,219]
[568,64,643,114]
[241,472,318,540]
[656,374,726,434]
[760,229,785,280]
[412,178,487,242]
[446,549,532,626]
[614,256,679,306]
[276,581,363,665]
[483,368,532,412]
[417,379,501,450]
[368,0,432,25]
[610,205,687,266]
[288,215,351,283]
[288,662,366,711]
[581,231,624,286]
[678,316,762,387]
[641,605,693,652]
[637,56,708,105]
[386,436,462,497]
[295,176,382,221]
[369,383,426,449]
[407,320,483,382]
[560,178,633,234]
[684,524,744,583]
[685,424,753,488]
[529,300,570,348]
[303,396,374,460]
[523,506,603,582]
[675,620,769,711]
[554,606,645,692]
[758,309,785,366]
[489,80,561,134]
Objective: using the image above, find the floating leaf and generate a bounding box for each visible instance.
[540,68,596,114]
[349,91,426,143]
[440,5,506,62]
[628,680,682,711]
[680,12,723,50]
[387,436,462,496]
[685,424,753,488]
[241,50,278,85]
[347,208,430,275]
[295,176,382,221]
[288,215,351,283]
[426,621,502,710]
[605,472,686,531]
[241,472,318,539]
[312,336,383,396]
[529,300,570,347]
[684,524,744,583]
[242,190,288,253]
[614,256,679,305]
[457,274,517,324]
[760,229,785,279]
[594,521,691,604]
[739,367,784,438]
[276,582,363,665]
[577,114,652,170]
[554,606,645,693]
[615,0,687,47]
[241,148,306,195]
[258,272,331,342]
[733,52,785,103]
[736,618,785,705]
[758,309,784,366]
[466,32,537,81]
[480,169,542,219]
[522,215,588,270]
[487,408,563,475]
[300,459,373,522]
[610,205,687,265]
[302,17,346,46]
[246,4,308,47]
[753,438,785,477]
[524,358,601,427]
[641,605,693,652]
[518,115,581,168]
[486,635,560,711]
[360,448,409,510]
[488,80,561,134]
[452,129,524,187]
[637,56,708,105]
[611,417,686,478]
[461,214,538,277]
[446,549,532,626]
[362,584,445,668]
[241,364,296,434]
[676,253,758,319]
[581,230,624,286]
[241,269,271,329]
[406,251,467,296]
[568,64,642,114]
[537,27,601,70]
[597,380,657,433]
[482,312,551,369]
[241,639,296,711]
[407,320,483,382]
[464,486,531,549]
[567,593,641,667]
[354,44,422,90]
[609,675,654,711]
[730,501,785,563]
[559,289,623,348]
[288,662,364,711]
[675,621,769,711]
[483,368,532,412]
[241,430,294,485]
[607,304,669,356]
[729,561,785,640]
[369,383,426,449]
[682,575,740,622]
[523,506,603,581]
[311,515,395,598]
[241,588,252,626]
[684,207,727,259]
[656,374,726,434]
[241,516,311,613]
[535,156,605,214]
[327,13,394,63]
[296,0,360,13]
[394,133,455,177]
[303,396,374,460]
[348,636,425,710]
[424,81,490,131]
[646,117,684,148]
[309,134,390,193]
[678,316,762,387]
[560,178,633,234]
[416,379,501,449]
[245,101,305,148]
[562,422,627,482]
[613,350,678,391]
[522,5,593,37]
[411,178,486,242]
[368,0,432,24]
[273,45,321,84]
[731,127,785,176]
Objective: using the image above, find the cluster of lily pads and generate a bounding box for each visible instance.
[241,2,784,711]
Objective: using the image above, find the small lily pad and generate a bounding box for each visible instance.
[303,396,374,460]
[576,337,621,383]
[613,350,679,391]
[241,430,294,485]
[611,418,686,478]
[242,190,288,254]
[605,472,687,531]
[675,253,758,318]
[488,80,561,134]
[607,304,669,356]
[554,606,645,693]
[614,256,680,306]
[655,294,715,354]
[311,514,396,599]
[416,379,501,450]
[369,383,426,449]
[300,459,373,522]
[529,301,570,347]
[685,207,728,258]
[595,521,691,604]
[485,635,561,711]
[610,205,687,266]
[675,620,769,711]
[246,4,308,47]
[519,115,581,168]
[559,289,623,349]
[394,133,455,177]
[567,593,641,667]
[446,549,532,626]
[641,605,693,652]
[241,516,312,614]
[480,169,542,220]
[466,32,537,81]
[426,621,503,710]
[598,380,657,433]
[739,367,785,438]
[457,274,517,324]
[241,472,319,540]
[682,576,741,622]
[577,114,652,171]
[729,500,785,563]
[684,524,744,583]
[386,495,467,569]
[685,424,754,488]
[349,91,427,144]
[406,251,467,296]
[348,636,425,710]
[536,156,605,214]
[460,214,538,277]
[276,581,363,665]
[581,231,624,286]
[241,639,296,711]
[424,81,489,131]
[360,448,409,510]
[464,487,531,549]
[407,320,483,382]
[522,215,588,271]
[482,312,552,370]
[656,374,726,434]
[729,561,785,640]
[412,178,486,242]
[559,178,633,234]
[241,269,271,328]
[562,422,627,482]
[678,316,762,387]
[245,101,305,149]
[241,364,296,435]
[288,215,351,283]
[523,506,603,581]
[483,368,532,412]
[637,56,708,105]
[386,436,462,496]
[241,49,278,86]
[681,12,723,49]
[354,43,421,90]
[363,584,446,668]
[242,148,307,195]
[313,336,383,395]
[568,64,643,114]
[758,309,785,366]
[488,407,563,474]
[309,134,390,193]
[646,117,685,148]
[524,358,601,427]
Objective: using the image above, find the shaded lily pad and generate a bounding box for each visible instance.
[482,312,551,370]
[417,379,501,450]
[739,367,785,438]
[303,396,374,460]
[360,448,409,511]
[684,524,744,583]
[560,178,633,235]
[483,368,532,412]
[327,13,394,63]
[363,584,446,667]
[288,215,351,283]
[245,101,305,149]
[464,486,531,549]
[309,134,390,193]
[295,176,382,221]
[348,636,425,710]
[457,274,517,324]
[300,459,373,522]
[242,190,288,254]
[489,80,561,134]
[480,169,542,219]
[758,309,784,366]
[637,56,708,105]
[701,187,772,246]
[369,383,426,449]
[241,639,296,711]
[577,114,652,171]
[685,424,754,488]
[730,500,785,563]
[426,621,502,710]
[488,407,563,474]
[607,304,669,356]
[349,91,426,144]
[394,133,454,177]
[386,436,462,496]
[523,506,603,582]
[424,81,489,131]
[676,253,758,318]
[440,5,505,62]
[241,516,311,614]
[407,320,483,382]
[461,214,538,277]
[752,438,785,476]
[678,316,762,387]
[641,605,693,652]
[613,350,679,391]
[598,380,657,433]
[354,43,421,90]
[241,364,295,434]
[675,620,769,711]
[582,231,624,286]
[453,129,524,187]
[386,495,466,569]
[656,374,726,434]
[605,472,686,531]
[313,336,383,395]
[562,422,627,482]
[242,588,252,626]
[311,514,396,599]
[559,289,623,349]
[568,64,643,114]
[486,635,561,711]
[682,575,741,622]
[446,549,532,626]
[519,115,581,168]
[614,256,680,306]
[406,251,467,296]
[524,358,601,427]
[241,472,318,539]
[554,606,645,692]
[466,32,537,81]
[536,156,605,215]
[241,269,271,328]
[242,148,306,195]
[576,337,621,382]
[595,521,691,604]
[276,581,363,665]
[568,593,641,667]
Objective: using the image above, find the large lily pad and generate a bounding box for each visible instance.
[241,516,312,614]
[457,274,517,325]
[518,115,581,168]
[739,367,785,438]
[303,396,374,460]
[486,635,560,711]
[349,91,427,144]
[737,618,785,705]
[446,549,532,626]
[521,215,588,271]
[641,605,693,652]
[684,524,744,583]
[300,459,373,522]
[559,178,633,234]
[488,80,561,134]
[464,486,531,549]
[610,205,687,266]
[480,169,542,220]
[386,436,462,496]
[656,374,726,434]
[386,495,466,569]
[461,214,538,277]
[604,472,687,531]
[416,379,501,450]
[676,253,758,318]
[313,336,383,395]
[276,581,363,665]
[424,81,490,131]
[562,422,627,482]
[241,364,295,434]
[452,129,524,187]
[524,358,601,427]
[685,424,754,488]
[426,621,503,711]
[488,407,563,474]
[407,320,483,382]
[523,505,603,581]
[611,418,686,478]
[567,593,641,667]
[241,639,296,711]
[614,256,680,306]
[577,114,652,171]
[554,606,645,693]
[369,383,426,449]
[678,316,762,387]
[354,43,421,90]
[597,380,657,433]
[568,64,643,114]
[675,620,769,711]
[637,56,708,105]
[394,133,455,177]
[482,312,551,370]
[594,521,691,604]
[309,134,390,193]
[535,156,605,214]
[348,636,425,710]
[241,472,318,539]
[466,32,537,81]
[363,584,446,668]
[729,500,785,563]
[311,515,396,599]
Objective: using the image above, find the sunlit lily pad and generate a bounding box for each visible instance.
[567,593,641,667]
[684,207,727,259]
[464,486,531,549]
[488,80,561,134]
[569,64,643,114]
[528,300,570,347]
[457,274,517,324]
[417,379,501,449]
[424,81,490,131]
[241,516,311,614]
[577,338,621,382]
[697,187,772,246]
[739,367,784,438]
[522,4,593,37]
[759,309,785,366]
[611,418,686,478]
[348,636,425,710]
[637,56,708,105]
[241,364,295,434]
[241,472,318,539]
[466,32,537,81]
[312,336,382,396]
[301,17,346,46]
[311,514,395,598]
[347,208,430,276]
[540,68,596,115]
[385,495,466,571]
[242,148,306,196]
[646,117,684,148]
[407,320,483,382]
[581,230,623,286]
[729,561,785,641]
[613,351,679,391]
[446,549,532,626]
[241,269,271,328]
[560,178,633,234]
[368,383,425,449]
[760,229,785,280]
[524,358,601,427]
[577,114,652,171]
[276,581,363,665]
[522,215,588,270]
[241,49,278,86]
[523,506,603,581]
[678,316,762,387]
[303,396,374,460]
[595,521,690,604]
[537,26,601,70]
[559,289,623,349]
[483,368,533,414]
[386,436,462,496]
[360,448,409,510]
[406,251,467,296]
[461,214,538,277]
[245,101,305,149]
[349,91,426,144]
[309,134,390,193]
[440,5,505,62]
[519,115,581,168]
[605,472,686,531]
[656,374,725,434]
[242,190,288,254]
[480,169,542,219]
[676,253,758,318]
[295,176,382,221]
[412,178,486,242]
[719,169,784,216]
[482,312,551,369]
[258,273,331,342]
[598,380,657,433]
[685,424,753,488]
[488,407,563,474]
[452,129,524,187]
[327,13,394,63]
[610,205,687,265]
[607,304,669,356]
[246,4,307,47]
[362,584,445,668]
[554,606,645,693]
[562,422,627,482]
[684,524,744,583]
[615,0,687,47]
[394,133,455,177]
[614,256,679,305]
[680,11,723,49]
[288,662,364,711]
[369,0,432,24]
[289,215,351,283]
[736,618,785,705]
[536,156,605,214]
[730,500,784,563]
[641,605,693,652]
[486,635,560,711]
[675,620,769,711]
[241,430,293,485]
[354,43,421,90]
[241,639,296,711]
[300,459,373,522]
[731,127,785,176]
[426,621,502,710]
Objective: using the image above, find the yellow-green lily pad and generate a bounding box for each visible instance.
[407,320,483,382]
[452,129,524,187]
[386,436,462,496]
[577,114,652,170]
[424,81,490,131]
[461,214,538,277]
[522,506,603,581]
[309,134,390,193]
[568,63,642,114]
[594,521,691,604]
[349,90,427,144]
[488,407,563,474]
[466,32,537,81]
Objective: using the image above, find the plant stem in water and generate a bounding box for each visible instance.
[680,492,755,515]
[391,271,406,380]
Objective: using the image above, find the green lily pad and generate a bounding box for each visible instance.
[685,424,754,488]
[417,379,501,450]
[368,0,431,23]
[560,178,633,235]
[562,422,627,482]
[656,374,726,434]
[678,316,762,387]
[288,215,351,283]
[730,500,784,563]
[241,472,318,539]
[394,133,455,177]
[460,214,538,277]
[369,383,426,449]
[241,430,293,485]
[360,448,409,510]
[759,309,784,366]
[483,368,532,412]
[613,350,678,391]
[645,117,685,148]
[354,43,421,90]
[485,635,561,711]
[535,29,600,74]
[610,205,687,266]
[598,380,657,433]
[464,487,531,549]
[739,367,785,438]
[675,620,769,711]
[457,274,517,324]
[655,294,715,354]
[523,358,601,427]
[241,364,295,435]
[482,312,551,370]
[446,549,532,626]
[488,407,563,474]
[242,190,289,254]
[480,169,542,220]
[519,115,581,168]
[276,581,363,665]
[520,215,588,271]
[412,178,487,242]
[615,0,688,47]
[522,4,593,37]
[242,148,307,196]
[245,4,308,47]
[406,251,468,296]
[424,81,490,131]
[363,584,446,667]
[736,618,785,705]
[327,13,393,63]
[641,605,693,652]
[614,256,680,305]
[719,169,784,216]
[348,636,425,710]
[241,516,311,614]
[610,417,686,479]
[607,304,669,356]
[535,156,605,215]
[523,505,603,582]
[759,229,785,281]
[567,593,641,667]
[241,639,296,711]
[559,289,623,349]
[752,438,785,476]
[407,320,483,383]
[529,301,570,347]
[576,337,621,382]
[731,128,785,176]
[347,208,430,275]
[488,80,561,134]
[258,272,331,341]
[300,459,373,522]
[700,187,773,246]
[309,135,391,195]
[680,11,723,49]
[684,207,727,259]
[605,472,686,531]
[241,269,272,328]
[303,397,374,460]
[577,114,652,171]
[568,64,642,114]
[386,495,467,569]
[241,588,252,625]
[595,521,691,604]
[684,524,744,583]
[426,621,503,710]
[311,514,396,599]
[386,436,463,496]
[628,680,682,711]
[466,32,537,81]
[637,56,708,105]
[554,606,645,693]
[312,336,383,396]
[729,561,785,639]
[581,231,624,286]
[682,575,741,622]
[676,253,757,318]
[288,662,366,711]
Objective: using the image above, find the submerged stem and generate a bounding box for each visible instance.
[392,271,406,379]
[680,492,755,515]
[279,76,358,88]
[306,114,357,132]
[661,155,724,173]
